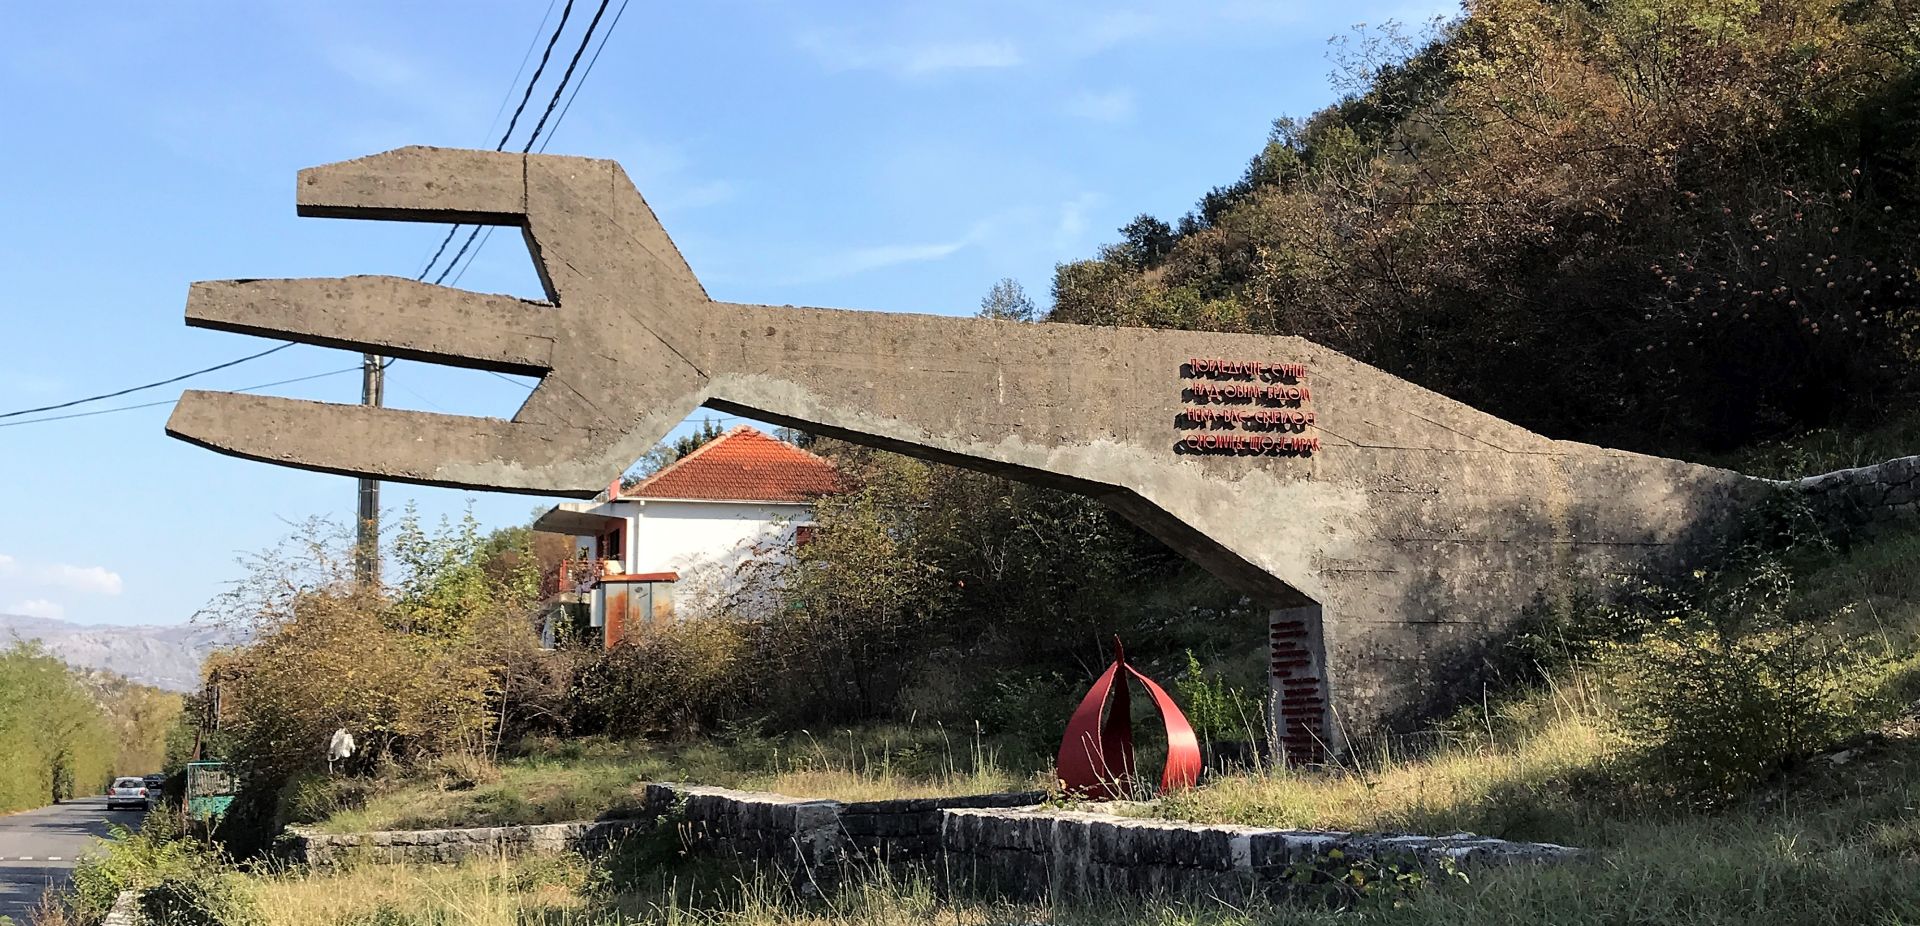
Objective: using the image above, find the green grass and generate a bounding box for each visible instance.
[311,724,1035,834]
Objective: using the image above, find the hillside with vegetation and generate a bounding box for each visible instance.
[1050,0,1920,456]
[46,1,1920,924]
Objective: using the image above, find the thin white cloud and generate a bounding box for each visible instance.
[797,30,1021,77]
[322,41,488,121]
[1054,193,1102,249]
[0,557,122,596]
[779,217,1000,285]
[659,180,740,212]
[1064,10,1161,55]
[1064,89,1136,123]
[897,41,1021,75]
[788,239,971,285]
[326,42,422,93]
[39,564,123,597]
[0,373,64,397]
[11,599,65,621]
[594,136,737,214]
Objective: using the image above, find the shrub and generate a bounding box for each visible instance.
[977,671,1076,763]
[137,873,258,926]
[1608,559,1879,802]
[276,770,383,827]
[67,823,220,922]
[1176,650,1265,744]
[569,619,753,737]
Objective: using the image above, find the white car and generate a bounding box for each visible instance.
[106,777,149,810]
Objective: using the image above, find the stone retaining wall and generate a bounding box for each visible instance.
[289,784,1582,900]
[101,890,140,926]
[945,805,1578,900]
[641,783,1580,900]
[647,784,1046,869]
[1795,455,1920,536]
[287,818,645,866]
[841,792,1054,862]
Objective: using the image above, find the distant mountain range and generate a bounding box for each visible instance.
[0,613,237,691]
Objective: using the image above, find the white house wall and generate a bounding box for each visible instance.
[627,500,813,618]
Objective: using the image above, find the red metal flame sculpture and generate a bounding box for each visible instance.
[1056,638,1203,800]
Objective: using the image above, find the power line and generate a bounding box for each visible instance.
[420,0,581,282]
[448,227,498,288]
[429,0,616,288]
[0,366,360,429]
[446,0,630,287]
[5,4,612,426]
[519,0,616,155]
[376,2,594,456]
[484,0,562,143]
[0,342,298,420]
[539,0,633,155]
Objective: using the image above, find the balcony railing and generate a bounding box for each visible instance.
[541,559,610,598]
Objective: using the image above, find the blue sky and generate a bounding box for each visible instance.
[0,1,1453,626]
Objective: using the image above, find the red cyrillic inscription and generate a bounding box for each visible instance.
[1186,359,1306,382]
[1177,359,1319,457]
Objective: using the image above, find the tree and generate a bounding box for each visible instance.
[978,277,1039,322]
[1047,0,1920,453]
[762,451,953,719]
[0,643,119,813]
[1111,215,1176,268]
[201,511,553,787]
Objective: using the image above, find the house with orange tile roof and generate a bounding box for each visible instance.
[532,426,841,648]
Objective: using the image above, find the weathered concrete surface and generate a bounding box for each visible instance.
[101,890,139,926]
[168,146,1773,746]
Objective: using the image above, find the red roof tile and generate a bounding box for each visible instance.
[623,426,842,503]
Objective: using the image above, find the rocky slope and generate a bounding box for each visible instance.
[0,613,234,691]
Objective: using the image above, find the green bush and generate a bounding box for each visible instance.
[977,671,1075,763]
[137,873,258,926]
[1609,559,1879,802]
[1175,650,1264,744]
[275,770,378,827]
[68,822,219,921]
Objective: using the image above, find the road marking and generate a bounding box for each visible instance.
[16,856,31,860]
[46,856,61,861]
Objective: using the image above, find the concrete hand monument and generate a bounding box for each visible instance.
[169,147,1765,754]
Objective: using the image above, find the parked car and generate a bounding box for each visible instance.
[142,773,165,793]
[106,777,149,811]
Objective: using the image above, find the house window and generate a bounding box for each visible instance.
[599,524,625,563]
[794,525,817,547]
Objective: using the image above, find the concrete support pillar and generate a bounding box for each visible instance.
[1269,603,1331,762]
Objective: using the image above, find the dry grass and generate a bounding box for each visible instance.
[314,725,1033,834]
[741,726,1035,801]
[1149,709,1613,842]
[238,823,1920,926]
[249,857,592,926]
[245,857,1012,926]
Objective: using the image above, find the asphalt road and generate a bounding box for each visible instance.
[0,797,144,922]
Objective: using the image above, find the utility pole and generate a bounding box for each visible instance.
[355,352,383,587]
